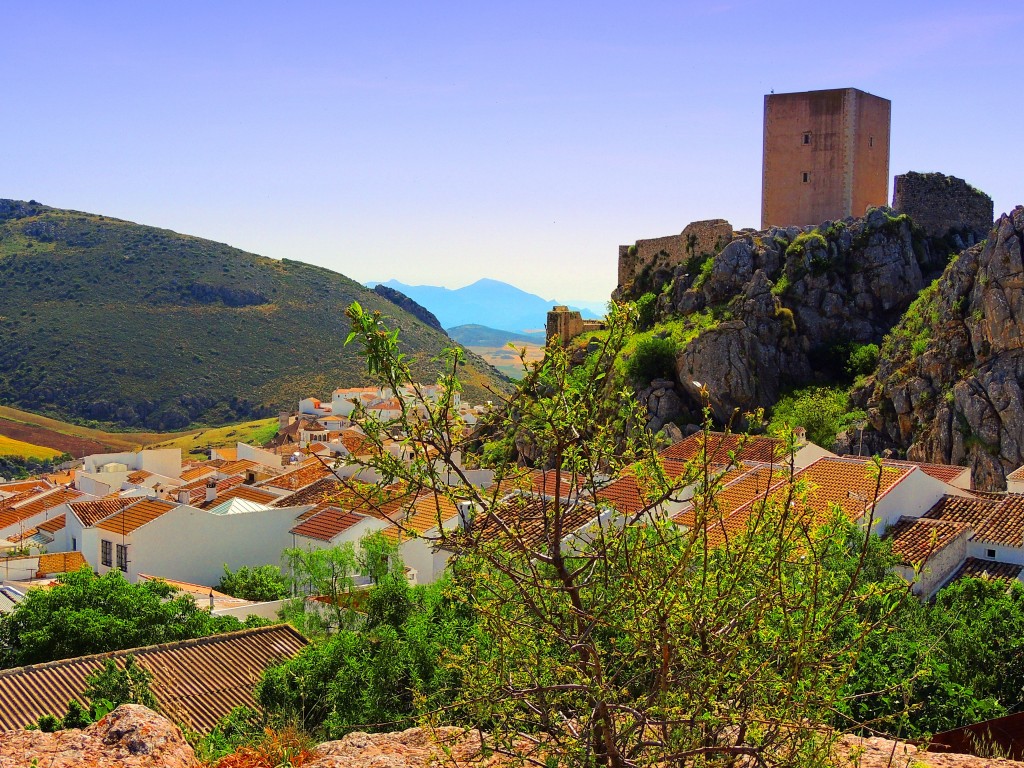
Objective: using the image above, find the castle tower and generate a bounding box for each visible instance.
[761,88,890,229]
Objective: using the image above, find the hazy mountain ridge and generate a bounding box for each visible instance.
[0,199,504,429]
[370,278,600,332]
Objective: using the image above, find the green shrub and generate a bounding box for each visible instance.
[635,292,657,331]
[785,231,827,259]
[627,244,638,257]
[769,386,864,448]
[625,336,678,385]
[846,343,879,378]
[775,306,796,333]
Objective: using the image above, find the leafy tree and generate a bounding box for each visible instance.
[634,291,657,331]
[332,300,905,767]
[357,531,402,584]
[257,575,477,738]
[0,567,247,668]
[624,334,677,384]
[282,543,360,636]
[84,655,159,711]
[769,385,865,448]
[846,342,879,378]
[218,564,289,602]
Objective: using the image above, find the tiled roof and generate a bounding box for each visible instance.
[260,461,334,491]
[885,516,969,566]
[789,457,910,524]
[37,551,88,575]
[273,477,352,507]
[0,625,306,732]
[944,557,1024,587]
[376,493,460,544]
[184,475,245,505]
[673,466,789,531]
[5,527,39,544]
[0,488,83,532]
[126,470,153,484]
[0,480,53,494]
[198,485,279,510]
[923,494,1024,547]
[37,514,65,534]
[878,459,970,485]
[216,459,260,476]
[67,497,135,527]
[660,432,784,465]
[472,493,600,550]
[180,466,216,482]
[290,507,368,542]
[1007,465,1024,481]
[95,499,177,535]
[340,430,375,456]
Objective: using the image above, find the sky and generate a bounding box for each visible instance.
[1,2,1021,303]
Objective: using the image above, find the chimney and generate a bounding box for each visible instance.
[205,479,217,504]
[208,590,215,610]
[177,489,190,505]
[793,426,808,446]
[456,501,476,530]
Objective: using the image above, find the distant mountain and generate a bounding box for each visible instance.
[371,284,444,332]
[447,324,546,347]
[369,278,601,333]
[0,199,505,429]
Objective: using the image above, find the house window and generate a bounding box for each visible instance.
[987,548,996,559]
[72,537,77,551]
[802,132,811,145]
[802,172,810,183]
[116,544,128,572]
[101,539,113,567]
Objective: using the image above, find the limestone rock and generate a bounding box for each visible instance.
[0,705,198,768]
[858,206,1024,489]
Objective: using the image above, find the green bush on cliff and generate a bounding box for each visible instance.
[625,336,678,384]
[769,386,864,448]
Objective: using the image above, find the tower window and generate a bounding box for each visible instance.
[802,172,810,183]
[802,133,811,145]
[869,136,874,147]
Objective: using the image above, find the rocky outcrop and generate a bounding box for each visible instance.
[854,207,1024,490]
[892,171,993,245]
[0,705,198,768]
[652,208,945,425]
[373,284,445,332]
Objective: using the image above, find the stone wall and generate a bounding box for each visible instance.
[892,171,993,243]
[545,307,606,345]
[616,219,733,297]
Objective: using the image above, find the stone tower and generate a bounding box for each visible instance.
[761,88,890,229]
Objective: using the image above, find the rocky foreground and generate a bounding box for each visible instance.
[1,705,1020,768]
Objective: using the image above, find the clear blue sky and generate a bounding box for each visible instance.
[1,1,1020,302]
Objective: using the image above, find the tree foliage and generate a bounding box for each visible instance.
[218,564,289,602]
[0,567,249,668]
[334,301,906,768]
[769,385,865,448]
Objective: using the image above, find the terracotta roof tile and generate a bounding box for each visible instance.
[877,459,970,485]
[261,461,334,491]
[0,625,306,732]
[290,507,368,542]
[198,485,278,510]
[67,497,135,528]
[885,516,969,566]
[0,489,83,532]
[95,499,176,535]
[945,557,1024,587]
[673,466,789,530]
[37,514,65,534]
[0,480,54,494]
[126,470,153,484]
[36,551,88,575]
[216,459,260,476]
[1007,465,1024,481]
[472,493,600,550]
[375,493,460,544]
[660,431,785,465]
[180,466,216,483]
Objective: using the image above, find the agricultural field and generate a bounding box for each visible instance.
[0,434,63,460]
[467,341,546,380]
[149,418,279,458]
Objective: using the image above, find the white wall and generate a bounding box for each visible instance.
[213,598,289,621]
[238,443,282,469]
[871,469,952,531]
[967,540,1024,566]
[109,504,310,586]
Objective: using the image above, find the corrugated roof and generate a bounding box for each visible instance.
[67,497,135,528]
[206,497,272,516]
[885,516,969,566]
[95,499,176,535]
[180,466,216,482]
[0,624,306,732]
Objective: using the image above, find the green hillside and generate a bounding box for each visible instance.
[0,200,505,429]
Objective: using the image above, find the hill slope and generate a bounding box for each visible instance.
[373,278,600,332]
[0,200,504,429]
